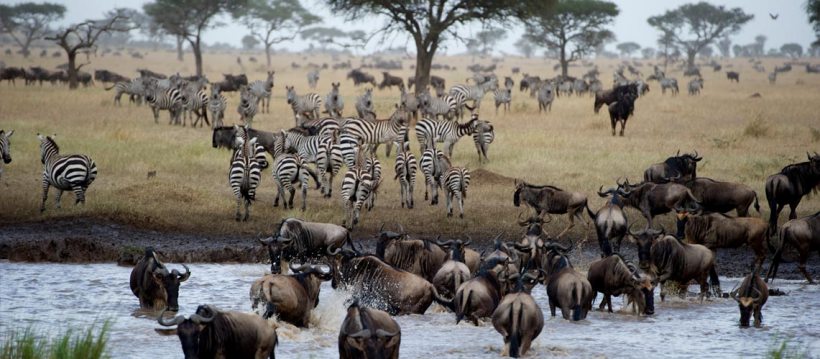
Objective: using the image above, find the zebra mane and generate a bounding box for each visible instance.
[44,136,59,153]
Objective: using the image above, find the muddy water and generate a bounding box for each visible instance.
[1,262,817,358]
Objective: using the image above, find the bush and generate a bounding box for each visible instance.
[744,115,770,138]
[1,320,111,359]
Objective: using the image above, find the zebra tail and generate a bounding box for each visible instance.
[304,166,321,189]
[104,84,116,91]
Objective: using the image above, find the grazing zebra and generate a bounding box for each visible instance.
[37,134,98,213]
[394,140,417,209]
[400,86,420,122]
[272,153,319,211]
[229,135,262,221]
[768,71,777,84]
[208,85,227,128]
[105,78,146,106]
[355,88,376,120]
[537,83,554,113]
[286,86,322,124]
[324,82,344,118]
[420,143,444,205]
[437,152,470,218]
[307,69,320,89]
[472,121,495,163]
[493,87,511,114]
[688,77,703,95]
[0,129,14,180]
[237,85,258,127]
[418,89,458,120]
[316,129,344,198]
[249,71,274,113]
[145,81,186,125]
[450,78,497,118]
[339,106,409,166]
[363,154,382,211]
[660,77,679,95]
[340,153,374,229]
[415,113,482,156]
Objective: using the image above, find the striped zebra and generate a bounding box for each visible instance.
[307,69,320,89]
[181,79,209,127]
[286,86,322,124]
[394,140,417,209]
[229,135,262,221]
[437,152,470,218]
[449,77,497,118]
[237,85,258,128]
[355,88,376,120]
[281,127,325,164]
[272,153,319,211]
[340,152,374,229]
[249,71,274,113]
[0,129,14,180]
[363,154,382,211]
[324,82,344,118]
[208,85,227,128]
[233,125,269,169]
[400,86,420,122]
[418,89,458,120]
[145,81,186,125]
[37,134,98,212]
[105,78,146,106]
[493,87,511,114]
[300,117,342,137]
[415,113,482,156]
[339,106,409,166]
[472,120,494,163]
[537,83,554,113]
[420,142,444,205]
[316,129,344,198]
[660,77,679,95]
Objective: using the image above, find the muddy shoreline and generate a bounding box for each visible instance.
[0,218,813,281]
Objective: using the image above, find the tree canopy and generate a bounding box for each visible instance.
[0,2,66,57]
[809,0,820,45]
[780,43,803,58]
[616,41,640,57]
[241,0,320,67]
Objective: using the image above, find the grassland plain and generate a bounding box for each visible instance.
[0,48,818,253]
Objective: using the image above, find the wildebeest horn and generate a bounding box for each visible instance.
[463,237,472,246]
[189,313,214,324]
[628,222,639,237]
[379,223,386,232]
[752,287,763,300]
[375,329,399,338]
[435,238,454,247]
[348,329,371,338]
[676,149,680,156]
[397,223,405,235]
[157,309,185,326]
[177,264,190,281]
[277,235,293,243]
[693,150,701,160]
[289,262,309,273]
[597,186,608,197]
[328,246,342,255]
[259,237,275,246]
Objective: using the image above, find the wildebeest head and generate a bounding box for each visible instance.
[434,237,472,263]
[730,273,768,327]
[375,223,406,258]
[152,264,191,312]
[622,259,655,315]
[1,130,14,164]
[809,152,820,173]
[628,226,665,270]
[157,305,217,358]
[259,218,307,274]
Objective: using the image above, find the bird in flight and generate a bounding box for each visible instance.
[769,13,779,20]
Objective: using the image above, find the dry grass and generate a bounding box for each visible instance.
[1,48,818,241]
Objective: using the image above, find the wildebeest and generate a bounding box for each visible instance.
[683,66,701,77]
[607,84,638,136]
[513,179,589,239]
[684,177,759,216]
[432,239,472,299]
[542,240,594,321]
[375,227,447,281]
[0,67,25,85]
[157,304,278,359]
[765,153,820,234]
[94,69,128,84]
[378,72,404,90]
[138,68,166,79]
[215,73,249,92]
[630,230,716,301]
[766,211,819,283]
[587,186,628,256]
[249,263,332,327]
[587,254,655,315]
[492,272,544,358]
[730,272,768,328]
[408,75,445,91]
[212,126,283,159]
[593,82,638,114]
[259,218,358,274]
[347,69,377,87]
[644,151,702,184]
[130,247,190,311]
[726,71,740,82]
[454,257,513,325]
[618,178,701,230]
[330,248,452,315]
[339,301,401,359]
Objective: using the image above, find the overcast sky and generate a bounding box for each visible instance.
[17,0,817,54]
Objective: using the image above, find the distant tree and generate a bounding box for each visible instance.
[241,0,320,68]
[514,35,536,58]
[0,2,65,57]
[780,43,803,58]
[474,26,506,56]
[657,30,677,71]
[524,0,619,77]
[808,0,820,46]
[300,26,362,51]
[97,8,136,47]
[325,0,552,94]
[648,2,752,67]
[808,43,820,57]
[592,33,616,58]
[641,47,655,59]
[45,15,133,88]
[716,36,732,58]
[753,35,767,57]
[144,0,247,76]
[616,41,641,57]
[241,34,259,50]
[732,44,743,58]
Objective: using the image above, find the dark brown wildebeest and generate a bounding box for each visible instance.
[492,273,544,358]
[542,239,595,321]
[157,304,278,359]
[94,69,128,84]
[643,151,703,184]
[630,229,716,301]
[375,226,448,281]
[730,272,768,328]
[513,179,590,239]
[594,82,638,115]
[482,235,521,275]
[138,68,167,79]
[347,69,377,87]
[432,240,472,299]
[684,177,760,216]
[726,71,740,82]
[618,178,701,230]
[330,248,452,315]
[212,125,284,159]
[130,247,190,312]
[511,214,553,270]
[378,72,404,90]
[679,212,768,291]
[1,67,25,85]
[586,186,628,256]
[339,301,401,359]
[214,73,248,93]
[607,85,638,136]
[249,263,332,327]
[766,211,819,283]
[259,218,358,274]
[765,153,820,235]
[454,257,514,325]
[587,255,655,315]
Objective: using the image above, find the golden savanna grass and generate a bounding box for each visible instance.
[0,48,818,241]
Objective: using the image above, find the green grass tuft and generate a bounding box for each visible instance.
[1,320,111,359]
[767,337,808,359]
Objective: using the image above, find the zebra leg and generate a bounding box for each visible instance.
[243,198,251,221]
[424,177,430,201]
[55,189,63,209]
[458,192,465,219]
[408,181,414,209]
[287,184,295,209]
[40,179,50,212]
[235,196,242,221]
[446,191,453,217]
[432,180,439,205]
[385,142,393,157]
[274,180,283,207]
[301,179,308,211]
[152,107,160,124]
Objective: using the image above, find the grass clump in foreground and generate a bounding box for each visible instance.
[1,320,111,359]
[767,337,809,359]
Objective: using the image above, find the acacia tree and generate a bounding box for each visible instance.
[809,0,820,46]
[780,43,803,58]
[523,0,619,77]
[0,2,65,57]
[716,36,731,58]
[648,2,752,67]
[641,47,655,59]
[616,41,640,57]
[242,0,320,68]
[514,35,535,58]
[45,15,134,88]
[474,26,506,56]
[325,0,551,95]
[144,0,247,76]
[657,30,677,71]
[753,35,766,57]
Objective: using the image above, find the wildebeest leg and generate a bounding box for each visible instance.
[549,298,557,317]
[610,117,616,136]
[699,273,711,302]
[765,250,782,283]
[561,304,571,320]
[767,201,782,236]
[787,201,799,220]
[605,294,613,312]
[754,307,763,328]
[708,259,721,296]
[659,281,667,302]
[797,248,814,283]
[619,119,626,136]
[301,181,308,211]
[556,215,575,239]
[675,218,686,239]
[263,302,276,319]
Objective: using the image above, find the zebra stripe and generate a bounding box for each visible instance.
[248,71,274,113]
[339,108,409,166]
[472,121,495,163]
[145,83,185,125]
[105,78,146,106]
[316,130,343,198]
[238,85,258,127]
[272,153,319,211]
[415,114,482,156]
[355,88,376,120]
[341,157,373,229]
[537,83,554,113]
[286,86,322,124]
[208,86,227,128]
[363,154,382,211]
[184,88,210,128]
[229,135,262,221]
[493,87,511,114]
[233,125,269,169]
[37,134,97,212]
[449,78,497,117]
[0,129,13,180]
[324,82,344,118]
[281,128,324,163]
[420,146,444,205]
[437,153,470,218]
[419,90,457,120]
[394,141,417,209]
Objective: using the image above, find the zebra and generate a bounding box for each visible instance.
[272,153,319,211]
[229,134,262,221]
[472,120,495,163]
[420,140,444,205]
[105,78,146,106]
[449,77,497,117]
[394,140,417,209]
[768,71,777,84]
[418,89,458,120]
[180,78,209,127]
[324,82,344,118]
[233,125,270,169]
[688,77,703,95]
[437,152,470,218]
[286,85,322,124]
[208,85,227,128]
[237,85,258,127]
[557,80,573,97]
[249,70,274,113]
[37,134,98,213]
[355,88,376,120]
[537,83,554,113]
[145,80,186,125]
[307,69,320,89]
[660,77,679,95]
[0,129,13,180]
[363,154,382,211]
[300,117,343,137]
[339,106,409,166]
[315,129,344,198]
[400,85,420,122]
[281,127,325,164]
[493,87,511,114]
[340,152,374,229]
[415,113,482,156]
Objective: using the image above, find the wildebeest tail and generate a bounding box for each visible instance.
[432,285,454,311]
[456,290,472,323]
[509,302,522,358]
[586,204,595,220]
[753,191,761,213]
[104,83,116,91]
[572,282,583,321]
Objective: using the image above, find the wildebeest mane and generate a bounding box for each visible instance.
[199,310,262,358]
[649,237,687,279]
[779,161,820,193]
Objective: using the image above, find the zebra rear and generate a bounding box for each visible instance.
[437,153,470,218]
[37,134,98,212]
[272,153,319,211]
[0,129,13,180]
[341,162,373,229]
[229,135,262,221]
[394,141,417,209]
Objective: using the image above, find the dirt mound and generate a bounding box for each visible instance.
[471,168,515,185]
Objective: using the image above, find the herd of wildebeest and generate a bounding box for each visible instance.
[1,57,819,358]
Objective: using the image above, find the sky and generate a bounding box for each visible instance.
[9,0,817,55]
